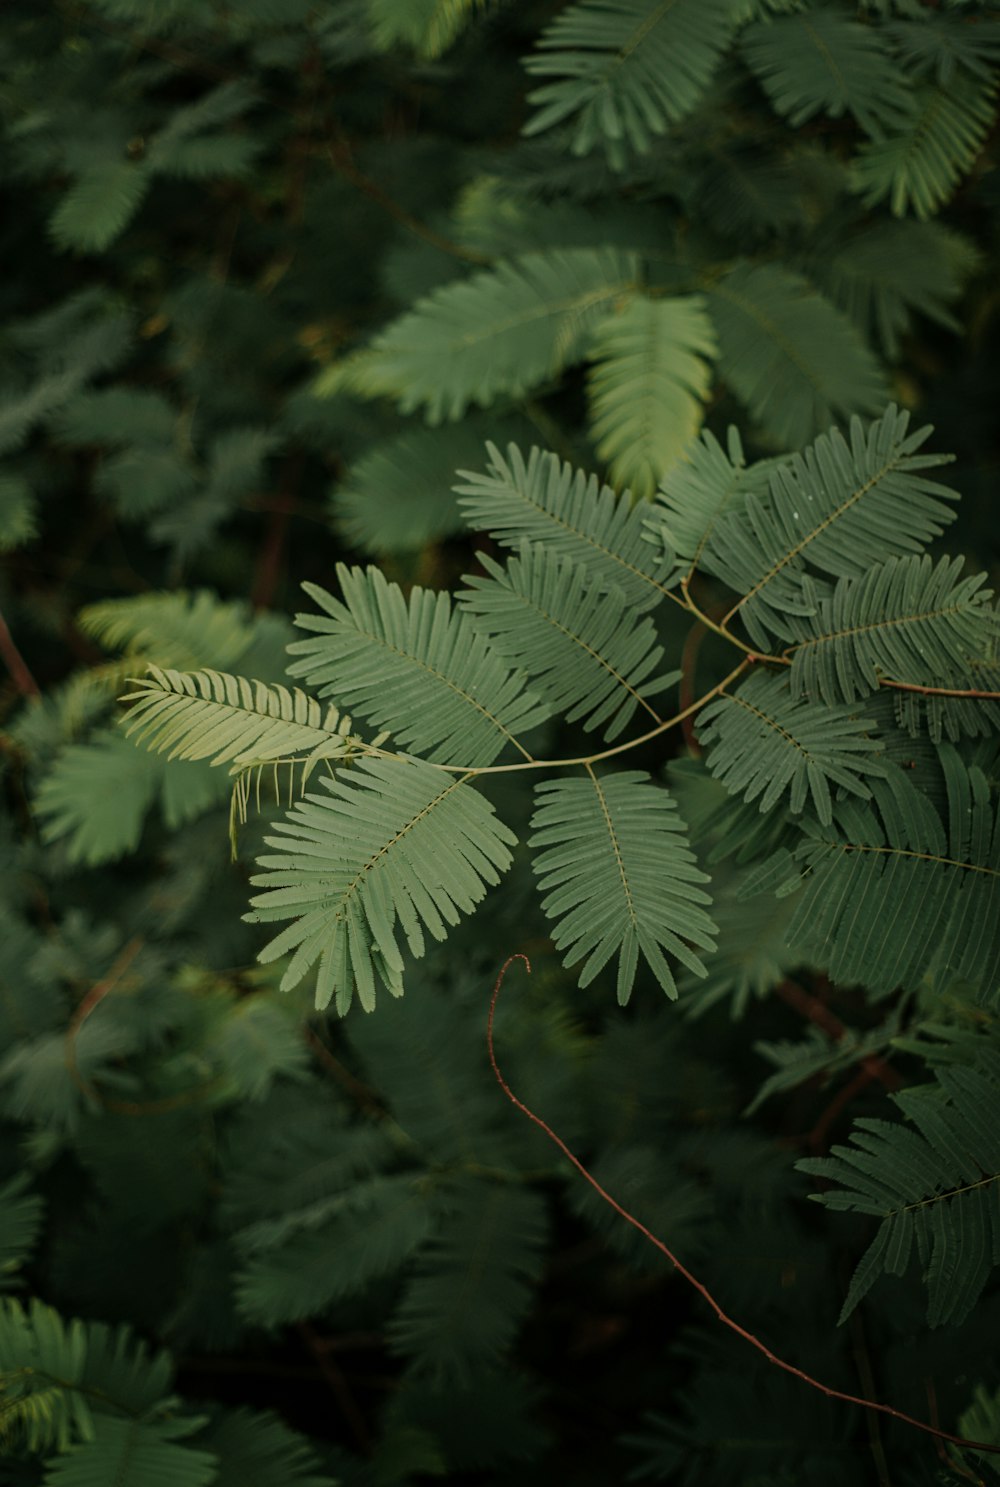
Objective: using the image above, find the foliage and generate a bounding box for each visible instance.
[1,0,999,1484]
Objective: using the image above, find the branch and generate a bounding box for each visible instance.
[487,955,1000,1461]
[413,657,753,777]
[0,606,40,698]
[876,675,1000,700]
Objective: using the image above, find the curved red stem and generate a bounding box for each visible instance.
[487,954,1000,1460]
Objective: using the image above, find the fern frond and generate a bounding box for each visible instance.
[246,757,517,1012]
[0,1299,90,1452]
[784,554,999,705]
[454,442,676,613]
[741,9,911,135]
[586,294,716,498]
[698,671,886,827]
[367,0,491,56]
[320,248,640,420]
[460,542,678,740]
[0,474,39,552]
[808,217,978,359]
[522,0,735,169]
[45,1413,217,1487]
[644,424,776,576]
[853,74,997,219]
[287,568,548,766]
[701,406,958,649]
[201,1407,336,1487]
[799,1062,1000,1326]
[782,761,1000,998]
[81,591,256,671]
[235,1174,434,1325]
[389,1179,548,1381]
[121,666,362,773]
[34,730,163,865]
[48,164,149,253]
[529,771,716,1005]
[705,262,888,448]
[332,416,528,556]
[885,13,1000,86]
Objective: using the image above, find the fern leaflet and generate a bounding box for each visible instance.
[460,541,678,741]
[529,770,716,1005]
[245,757,517,1012]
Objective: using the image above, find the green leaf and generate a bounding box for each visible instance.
[705,262,889,447]
[287,568,549,766]
[332,415,529,556]
[587,293,716,498]
[784,554,999,705]
[202,1407,336,1487]
[121,666,362,772]
[44,1413,217,1487]
[807,217,979,359]
[0,1299,91,1453]
[853,74,997,219]
[236,1173,435,1324]
[644,424,775,576]
[523,0,735,170]
[35,731,161,865]
[799,1063,1000,1326]
[460,541,678,740]
[0,473,38,551]
[529,771,716,1004]
[320,248,640,420]
[48,164,150,253]
[246,757,517,1012]
[697,670,886,826]
[389,1179,548,1381]
[455,442,676,613]
[782,762,1000,998]
[741,9,911,134]
[701,406,958,649]
[367,0,487,56]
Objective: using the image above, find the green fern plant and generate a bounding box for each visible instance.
[120,406,1000,1018]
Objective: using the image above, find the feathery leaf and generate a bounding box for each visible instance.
[587,293,716,498]
[523,0,735,169]
[287,568,548,766]
[705,262,888,447]
[529,771,716,1004]
[246,757,517,1012]
[460,541,678,740]
[697,670,886,826]
[455,441,676,613]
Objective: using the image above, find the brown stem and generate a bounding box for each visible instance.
[772,980,902,1093]
[297,1321,372,1455]
[876,676,1000,701]
[0,606,40,698]
[487,955,1000,1459]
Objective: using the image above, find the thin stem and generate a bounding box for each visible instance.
[487,955,1000,1460]
[398,658,752,778]
[680,577,789,666]
[875,676,1000,701]
[0,606,40,698]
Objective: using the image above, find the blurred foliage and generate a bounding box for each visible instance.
[1,1,999,1483]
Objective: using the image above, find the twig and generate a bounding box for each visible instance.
[65,937,145,1098]
[0,606,40,698]
[875,676,1000,701]
[772,979,902,1094]
[486,955,1000,1460]
[411,657,753,777]
[296,1320,372,1455]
